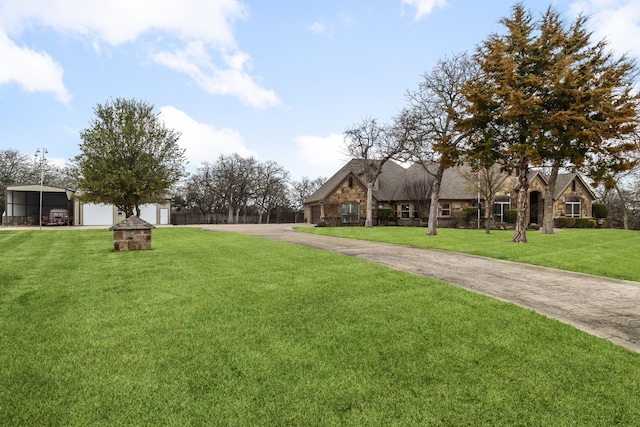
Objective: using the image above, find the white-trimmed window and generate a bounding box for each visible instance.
[341,202,360,223]
[401,204,410,219]
[493,196,510,222]
[565,196,581,218]
[441,202,451,217]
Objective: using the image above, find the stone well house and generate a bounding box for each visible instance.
[303,159,596,227]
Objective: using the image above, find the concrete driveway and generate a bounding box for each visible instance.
[203,223,640,354]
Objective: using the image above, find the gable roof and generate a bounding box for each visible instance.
[304,159,408,203]
[306,159,597,205]
[554,172,596,200]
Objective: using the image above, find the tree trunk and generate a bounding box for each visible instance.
[485,203,491,234]
[227,204,234,224]
[615,185,630,230]
[541,164,559,234]
[511,163,529,243]
[426,164,445,236]
[365,180,374,228]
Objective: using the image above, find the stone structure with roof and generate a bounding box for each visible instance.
[109,215,156,251]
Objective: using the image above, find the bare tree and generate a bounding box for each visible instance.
[184,163,220,223]
[212,154,257,224]
[291,176,326,222]
[254,160,290,224]
[344,117,404,228]
[461,164,505,233]
[398,52,476,236]
[401,175,433,221]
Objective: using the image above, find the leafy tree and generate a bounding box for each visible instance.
[533,9,640,234]
[461,5,557,242]
[74,98,186,217]
[344,117,404,228]
[461,5,639,241]
[397,52,476,236]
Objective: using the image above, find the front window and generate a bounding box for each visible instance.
[441,202,451,217]
[565,196,581,218]
[401,204,410,219]
[493,197,510,222]
[341,202,360,223]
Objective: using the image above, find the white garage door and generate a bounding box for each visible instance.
[82,204,113,226]
[139,205,157,225]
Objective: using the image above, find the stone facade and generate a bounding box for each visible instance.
[109,215,155,251]
[319,174,369,225]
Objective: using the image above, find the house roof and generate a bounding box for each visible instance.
[304,159,408,203]
[305,159,596,205]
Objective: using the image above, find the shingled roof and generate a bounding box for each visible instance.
[109,215,155,231]
[306,159,593,205]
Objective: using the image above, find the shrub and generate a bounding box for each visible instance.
[555,217,575,228]
[466,207,479,222]
[592,203,608,219]
[574,218,596,228]
[377,208,393,224]
[316,221,327,227]
[527,223,540,230]
[420,222,429,228]
[503,209,517,224]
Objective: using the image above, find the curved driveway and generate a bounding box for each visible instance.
[203,223,640,354]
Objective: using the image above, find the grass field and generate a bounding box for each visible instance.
[298,226,640,282]
[1,227,640,425]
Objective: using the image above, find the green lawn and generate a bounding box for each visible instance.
[1,227,640,426]
[298,226,640,281]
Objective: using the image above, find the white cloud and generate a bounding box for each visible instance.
[569,0,640,56]
[307,22,330,37]
[0,1,279,107]
[294,133,347,178]
[158,105,257,171]
[401,0,447,21]
[152,42,281,109]
[0,0,246,48]
[0,30,71,103]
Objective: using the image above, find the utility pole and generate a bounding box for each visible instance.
[35,148,47,231]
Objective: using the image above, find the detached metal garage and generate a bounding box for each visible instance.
[3,185,74,226]
[3,185,170,227]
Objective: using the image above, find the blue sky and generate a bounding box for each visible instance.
[1,0,639,182]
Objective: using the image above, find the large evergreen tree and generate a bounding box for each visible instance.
[74,98,186,217]
[460,4,639,242]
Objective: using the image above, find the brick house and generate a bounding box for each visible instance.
[303,159,596,227]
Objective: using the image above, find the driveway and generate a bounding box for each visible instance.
[203,223,640,354]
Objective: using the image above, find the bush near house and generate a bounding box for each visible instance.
[376,208,394,225]
[504,209,517,224]
[574,218,596,228]
[555,217,576,228]
[592,203,608,219]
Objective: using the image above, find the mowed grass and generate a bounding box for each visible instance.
[298,226,640,281]
[1,228,640,426]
